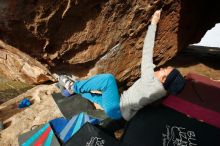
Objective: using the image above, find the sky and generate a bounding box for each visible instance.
[194,23,220,48]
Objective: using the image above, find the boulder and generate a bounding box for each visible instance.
[0,0,220,85]
[0,40,55,84]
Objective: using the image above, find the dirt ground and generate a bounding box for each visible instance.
[162,45,220,80]
[0,76,34,104]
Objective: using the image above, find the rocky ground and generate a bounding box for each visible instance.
[0,84,62,146]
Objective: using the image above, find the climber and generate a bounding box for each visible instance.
[57,10,185,121]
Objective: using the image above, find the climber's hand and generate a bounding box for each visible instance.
[151,10,161,25]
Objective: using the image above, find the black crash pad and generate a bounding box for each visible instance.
[52,93,106,119]
[52,93,94,119]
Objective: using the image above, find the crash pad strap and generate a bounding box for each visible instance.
[163,95,220,128]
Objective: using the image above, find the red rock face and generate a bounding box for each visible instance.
[0,0,220,85]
